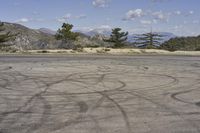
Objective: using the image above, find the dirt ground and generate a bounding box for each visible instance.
[0,55,200,133]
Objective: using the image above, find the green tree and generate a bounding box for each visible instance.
[0,22,14,48]
[134,32,164,49]
[55,23,78,42]
[104,28,128,48]
[160,36,200,51]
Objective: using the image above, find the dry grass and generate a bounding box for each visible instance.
[8,48,200,56]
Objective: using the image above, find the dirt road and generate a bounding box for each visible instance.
[0,55,200,133]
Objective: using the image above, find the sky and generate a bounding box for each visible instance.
[0,0,200,36]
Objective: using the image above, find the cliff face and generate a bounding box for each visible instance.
[3,22,62,50]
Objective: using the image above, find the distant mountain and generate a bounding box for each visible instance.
[76,29,176,43]
[75,28,111,37]
[38,28,56,35]
[156,32,177,42]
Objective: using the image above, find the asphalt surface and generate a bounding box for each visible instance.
[0,55,200,133]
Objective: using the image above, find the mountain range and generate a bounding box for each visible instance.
[79,30,176,43]
[38,28,57,35]
[41,27,176,43]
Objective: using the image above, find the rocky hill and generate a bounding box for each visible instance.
[2,22,109,50]
[3,22,61,50]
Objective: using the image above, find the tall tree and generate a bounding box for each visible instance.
[55,23,78,42]
[134,32,164,48]
[104,28,128,48]
[0,22,14,48]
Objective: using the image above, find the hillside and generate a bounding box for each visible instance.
[3,22,61,50]
[161,35,200,51]
[1,22,109,50]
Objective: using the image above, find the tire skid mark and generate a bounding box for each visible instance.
[25,95,52,133]
[99,92,132,133]
[50,71,128,132]
[0,72,80,132]
[126,90,200,132]
[171,84,200,107]
[131,73,179,92]
[0,71,55,125]
[1,57,200,133]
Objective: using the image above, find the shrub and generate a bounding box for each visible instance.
[37,50,49,53]
[104,48,111,52]
[195,47,200,51]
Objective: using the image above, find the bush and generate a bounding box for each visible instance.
[104,48,111,52]
[37,50,49,53]
[73,44,84,52]
[86,45,100,48]
[195,47,200,51]
[96,48,110,53]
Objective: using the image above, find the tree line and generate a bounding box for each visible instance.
[1,22,200,51]
[55,23,165,49]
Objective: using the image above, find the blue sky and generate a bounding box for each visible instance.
[0,0,200,36]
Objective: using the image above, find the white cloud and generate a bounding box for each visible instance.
[16,18,29,23]
[171,25,183,31]
[152,19,158,24]
[152,11,169,21]
[99,25,111,29]
[123,9,144,21]
[57,18,66,23]
[92,0,110,8]
[63,13,71,19]
[140,20,152,25]
[184,10,195,17]
[123,9,170,22]
[189,10,194,15]
[75,14,87,19]
[174,11,181,15]
[57,13,71,23]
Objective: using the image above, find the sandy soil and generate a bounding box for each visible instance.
[0,55,200,133]
[24,48,200,56]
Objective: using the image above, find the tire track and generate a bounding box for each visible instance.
[126,90,200,132]
[99,92,132,133]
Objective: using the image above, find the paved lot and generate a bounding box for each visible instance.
[0,55,200,133]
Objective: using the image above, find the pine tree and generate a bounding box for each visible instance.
[134,32,164,48]
[104,28,128,48]
[55,23,79,42]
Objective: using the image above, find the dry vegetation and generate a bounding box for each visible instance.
[13,47,200,56]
